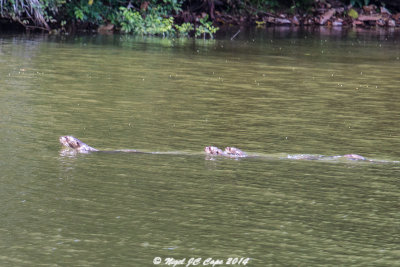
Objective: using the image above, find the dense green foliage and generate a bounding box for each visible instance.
[0,0,221,37]
[0,0,64,30]
[0,0,395,36]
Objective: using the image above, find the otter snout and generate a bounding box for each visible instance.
[205,146,224,155]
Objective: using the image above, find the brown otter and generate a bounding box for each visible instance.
[59,135,141,154]
[204,146,247,158]
[205,146,367,161]
[59,136,98,153]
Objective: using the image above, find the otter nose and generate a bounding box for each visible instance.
[59,136,69,146]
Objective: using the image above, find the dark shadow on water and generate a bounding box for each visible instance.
[216,26,400,42]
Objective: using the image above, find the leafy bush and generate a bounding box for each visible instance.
[117,6,175,36]
[68,0,114,25]
[175,22,194,37]
[116,5,217,38]
[195,15,219,39]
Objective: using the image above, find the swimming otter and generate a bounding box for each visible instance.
[205,145,367,161]
[59,136,98,153]
[204,146,247,158]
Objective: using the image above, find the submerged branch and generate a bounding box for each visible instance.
[230,29,240,40]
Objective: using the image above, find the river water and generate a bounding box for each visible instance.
[1,28,400,266]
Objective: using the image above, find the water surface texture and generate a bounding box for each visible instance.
[1,29,400,266]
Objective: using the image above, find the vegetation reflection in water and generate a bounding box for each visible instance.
[0,29,399,266]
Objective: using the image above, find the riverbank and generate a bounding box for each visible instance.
[1,1,399,36]
[218,2,400,28]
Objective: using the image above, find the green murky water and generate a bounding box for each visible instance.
[1,29,400,266]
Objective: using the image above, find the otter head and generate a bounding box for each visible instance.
[59,136,84,149]
[204,146,224,155]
